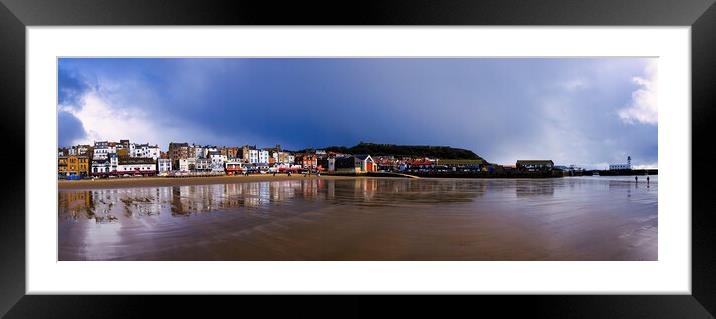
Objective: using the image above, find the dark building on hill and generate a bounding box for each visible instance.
[317,158,330,171]
[329,155,376,173]
[168,142,190,167]
[331,156,360,173]
[438,159,486,172]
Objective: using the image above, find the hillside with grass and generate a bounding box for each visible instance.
[305,142,485,160]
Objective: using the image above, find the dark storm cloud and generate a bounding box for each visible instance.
[57,110,87,146]
[58,61,93,108]
[57,58,657,168]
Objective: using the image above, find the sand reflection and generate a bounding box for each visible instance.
[58,176,657,261]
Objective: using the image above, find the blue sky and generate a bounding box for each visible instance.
[58,58,657,169]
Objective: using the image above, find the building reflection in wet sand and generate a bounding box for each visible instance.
[58,176,657,261]
[515,179,555,197]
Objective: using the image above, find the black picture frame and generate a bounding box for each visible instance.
[1,0,715,317]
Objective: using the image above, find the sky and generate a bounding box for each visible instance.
[58,58,657,169]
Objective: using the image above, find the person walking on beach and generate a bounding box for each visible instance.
[647,176,650,183]
[635,176,638,183]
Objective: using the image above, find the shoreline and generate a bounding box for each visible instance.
[58,174,356,190]
[57,173,654,190]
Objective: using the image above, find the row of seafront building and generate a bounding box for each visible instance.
[58,139,567,179]
[59,140,382,178]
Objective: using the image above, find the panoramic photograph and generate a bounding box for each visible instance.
[57,58,658,261]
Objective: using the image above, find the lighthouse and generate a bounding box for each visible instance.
[609,155,633,171]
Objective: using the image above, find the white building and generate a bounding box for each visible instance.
[247,149,259,163]
[92,141,116,160]
[179,158,197,172]
[609,164,631,170]
[258,150,270,164]
[157,158,172,173]
[133,144,160,160]
[209,153,228,172]
[609,156,632,170]
[193,145,205,159]
[116,157,157,175]
[196,158,212,171]
[90,153,119,175]
[116,162,157,175]
[109,153,118,171]
[91,160,110,175]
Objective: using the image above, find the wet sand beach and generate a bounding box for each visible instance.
[58,174,354,190]
[58,176,657,261]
